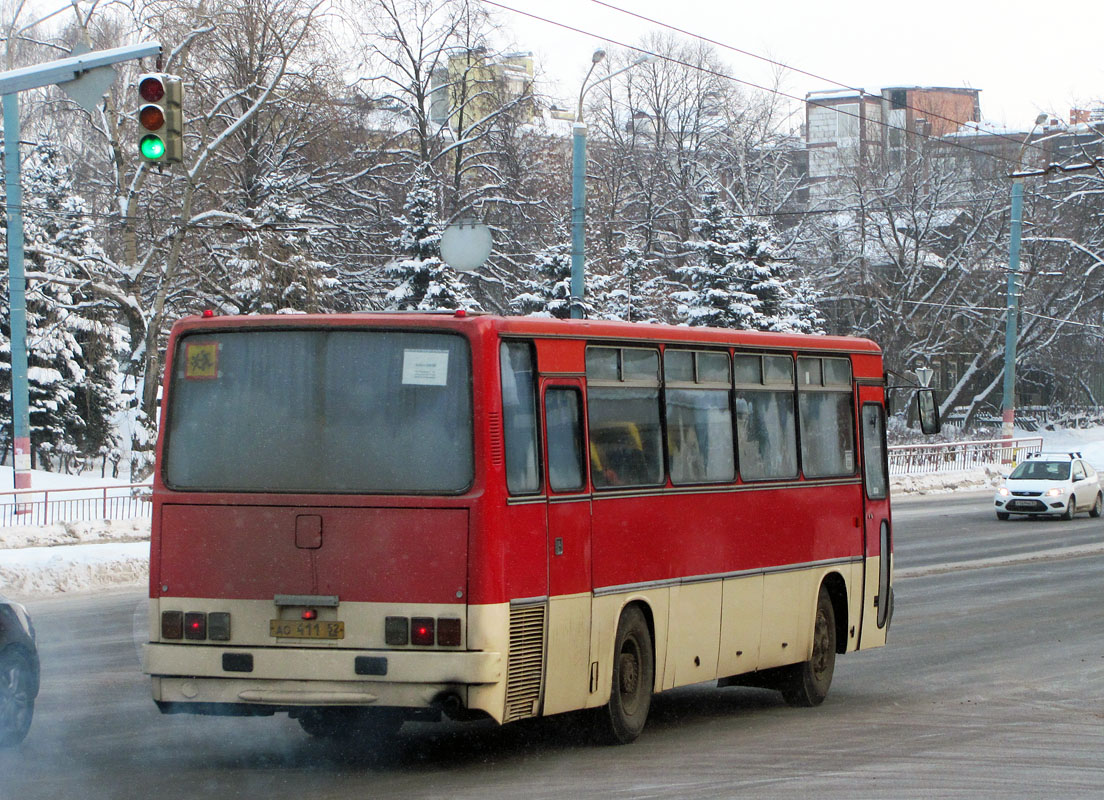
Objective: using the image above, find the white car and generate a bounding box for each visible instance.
[994,453,1103,520]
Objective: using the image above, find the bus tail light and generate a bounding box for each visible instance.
[184,612,207,640]
[385,616,409,645]
[411,618,435,646]
[208,612,231,641]
[385,616,461,646]
[437,618,461,647]
[162,610,183,639]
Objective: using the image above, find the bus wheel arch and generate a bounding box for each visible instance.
[595,602,655,745]
[822,571,849,654]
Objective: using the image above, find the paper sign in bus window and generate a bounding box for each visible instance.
[184,342,219,380]
[402,349,449,386]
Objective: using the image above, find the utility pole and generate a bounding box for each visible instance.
[1,43,160,492]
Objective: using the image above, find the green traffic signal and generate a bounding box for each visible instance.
[140,134,166,160]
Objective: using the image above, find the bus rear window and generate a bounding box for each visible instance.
[164,330,473,493]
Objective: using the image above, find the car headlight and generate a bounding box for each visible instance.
[998,487,1010,497]
[1046,487,1066,497]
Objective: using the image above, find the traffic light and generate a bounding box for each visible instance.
[137,73,183,164]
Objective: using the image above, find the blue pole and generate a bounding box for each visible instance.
[3,93,30,490]
[1001,177,1025,442]
[569,121,586,319]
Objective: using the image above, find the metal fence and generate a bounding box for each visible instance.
[887,437,1043,477]
[0,483,152,527]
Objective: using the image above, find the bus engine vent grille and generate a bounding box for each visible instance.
[504,603,546,722]
[488,411,504,465]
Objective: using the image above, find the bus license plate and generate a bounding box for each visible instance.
[270,620,345,639]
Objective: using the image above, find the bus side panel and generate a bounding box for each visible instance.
[664,582,722,688]
[717,574,764,676]
[587,590,670,709]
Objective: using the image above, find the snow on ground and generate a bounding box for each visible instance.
[2,428,1103,600]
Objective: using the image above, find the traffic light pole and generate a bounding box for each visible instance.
[0,42,159,491]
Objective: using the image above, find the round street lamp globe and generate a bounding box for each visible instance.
[440,221,493,272]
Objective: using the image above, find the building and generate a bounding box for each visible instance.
[429,50,535,133]
[803,86,982,199]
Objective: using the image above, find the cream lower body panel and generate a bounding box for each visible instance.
[146,598,512,722]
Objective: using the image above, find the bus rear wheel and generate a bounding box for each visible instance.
[780,585,836,708]
[596,605,654,745]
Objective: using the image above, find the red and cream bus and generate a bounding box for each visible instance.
[145,312,937,744]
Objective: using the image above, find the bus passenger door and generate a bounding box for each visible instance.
[857,388,892,649]
[540,379,593,715]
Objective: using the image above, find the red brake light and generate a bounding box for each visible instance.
[201,309,215,318]
[411,617,434,646]
[302,609,317,620]
[184,612,206,640]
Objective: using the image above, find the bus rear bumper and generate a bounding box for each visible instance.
[146,643,502,713]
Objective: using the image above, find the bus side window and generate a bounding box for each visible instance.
[546,388,585,492]
[586,346,663,489]
[734,354,798,481]
[500,341,541,495]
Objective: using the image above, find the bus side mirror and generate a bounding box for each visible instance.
[916,389,941,435]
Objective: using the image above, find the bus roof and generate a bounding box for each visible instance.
[170,312,882,355]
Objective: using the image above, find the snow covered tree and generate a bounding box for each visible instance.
[675,188,760,329]
[0,143,123,467]
[594,236,669,322]
[507,234,576,318]
[385,169,480,310]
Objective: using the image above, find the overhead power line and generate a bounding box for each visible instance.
[588,0,1056,161]
[481,0,1063,173]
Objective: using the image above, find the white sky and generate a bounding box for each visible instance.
[490,0,1104,130]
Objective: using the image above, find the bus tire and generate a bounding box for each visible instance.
[780,585,836,708]
[596,605,654,745]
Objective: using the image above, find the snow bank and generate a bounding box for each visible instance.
[1,542,148,598]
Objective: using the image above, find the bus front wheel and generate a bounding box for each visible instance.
[596,605,654,745]
[780,585,836,708]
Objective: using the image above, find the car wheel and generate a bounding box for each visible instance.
[0,650,36,747]
[1062,495,1076,520]
[1090,493,1103,519]
[996,511,1010,521]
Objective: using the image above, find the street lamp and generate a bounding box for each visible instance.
[1001,112,1049,442]
[553,49,654,318]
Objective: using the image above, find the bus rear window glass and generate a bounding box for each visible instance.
[501,341,540,494]
[165,330,473,493]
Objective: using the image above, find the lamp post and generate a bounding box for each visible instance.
[553,50,653,319]
[1001,112,1048,442]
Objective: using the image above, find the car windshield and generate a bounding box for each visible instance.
[1008,460,1070,481]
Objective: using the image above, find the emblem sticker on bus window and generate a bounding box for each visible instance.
[402,349,449,386]
[184,342,219,380]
